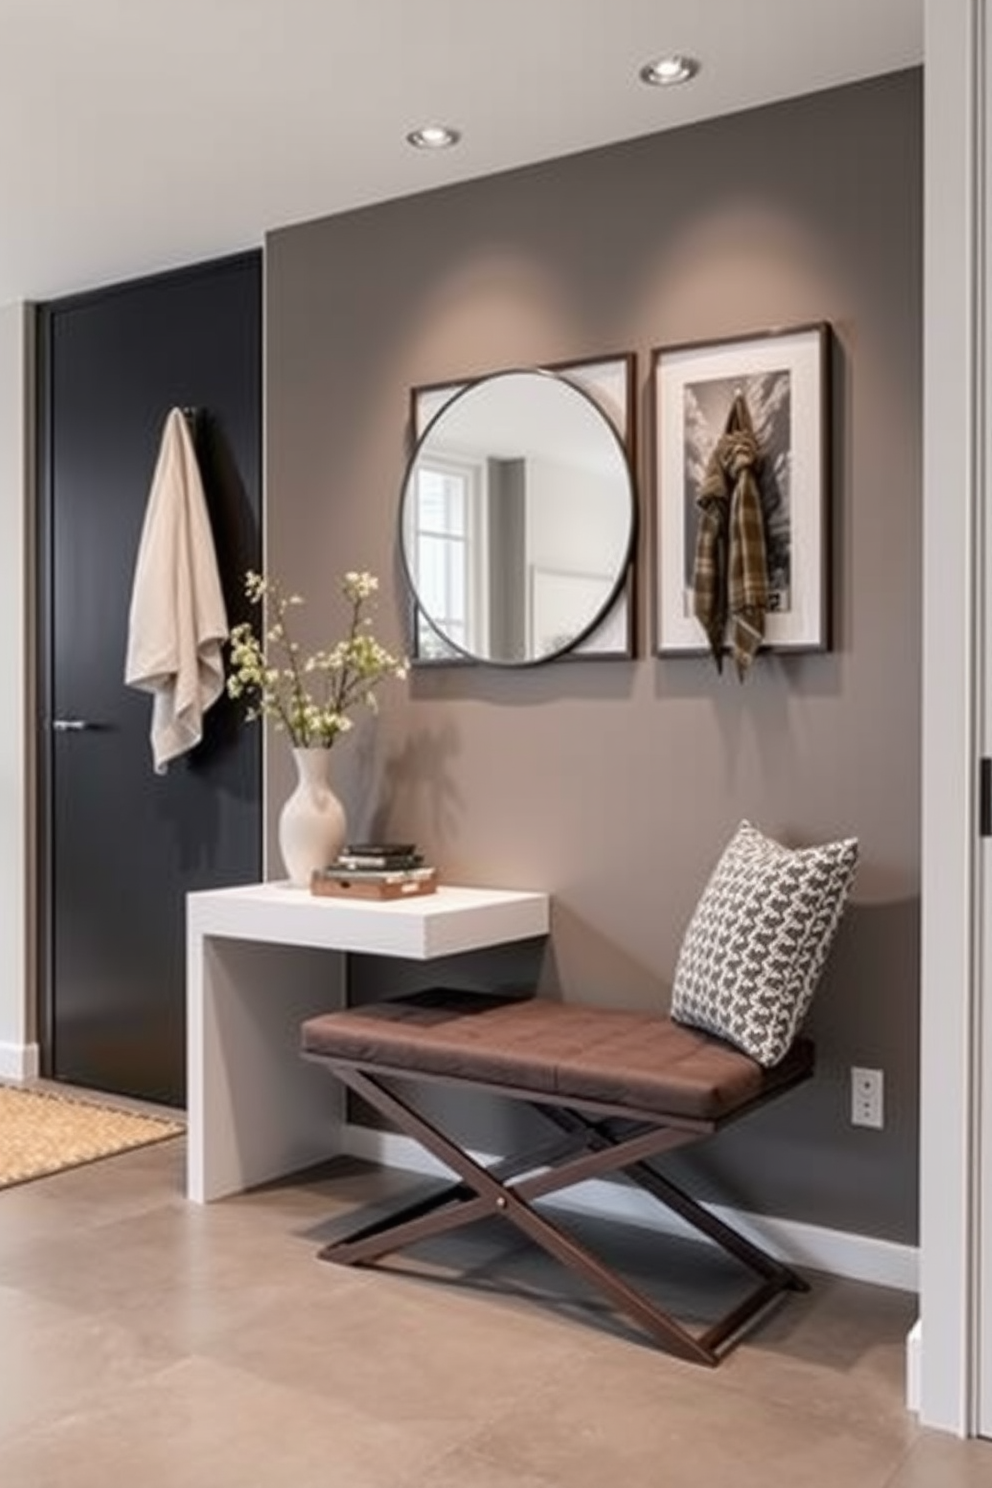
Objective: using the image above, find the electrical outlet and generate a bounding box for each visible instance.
[851,1066,884,1129]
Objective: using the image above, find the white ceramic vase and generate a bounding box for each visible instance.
[278,747,347,887]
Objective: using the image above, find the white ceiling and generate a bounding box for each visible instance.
[0,0,923,306]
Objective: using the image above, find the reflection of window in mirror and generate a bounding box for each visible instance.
[411,453,489,657]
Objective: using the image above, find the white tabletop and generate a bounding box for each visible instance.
[187,880,551,960]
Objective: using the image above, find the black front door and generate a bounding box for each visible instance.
[38,253,262,1106]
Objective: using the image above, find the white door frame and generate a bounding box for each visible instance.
[977,1,992,1438]
[0,303,35,1083]
[920,0,989,1437]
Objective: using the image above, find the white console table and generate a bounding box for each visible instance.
[186,881,550,1202]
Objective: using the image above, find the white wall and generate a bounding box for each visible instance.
[0,302,35,1080]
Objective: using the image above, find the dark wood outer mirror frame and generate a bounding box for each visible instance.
[402,353,638,667]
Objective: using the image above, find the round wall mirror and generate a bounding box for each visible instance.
[399,367,636,665]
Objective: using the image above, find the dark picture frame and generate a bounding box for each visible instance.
[651,322,830,657]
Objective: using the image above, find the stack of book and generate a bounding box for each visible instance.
[310,843,438,901]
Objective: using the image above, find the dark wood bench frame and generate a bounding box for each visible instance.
[303,1034,812,1366]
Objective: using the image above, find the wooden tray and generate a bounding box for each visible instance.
[310,869,438,901]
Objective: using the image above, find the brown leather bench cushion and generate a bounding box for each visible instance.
[301,989,814,1121]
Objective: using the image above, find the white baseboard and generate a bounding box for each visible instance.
[906,1318,922,1412]
[0,1040,39,1081]
[342,1122,919,1294]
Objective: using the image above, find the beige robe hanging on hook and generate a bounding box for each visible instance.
[124,407,229,772]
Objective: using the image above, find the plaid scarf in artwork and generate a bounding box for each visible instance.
[692,393,769,679]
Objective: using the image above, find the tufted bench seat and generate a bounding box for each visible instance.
[302,987,813,1120]
[301,988,815,1365]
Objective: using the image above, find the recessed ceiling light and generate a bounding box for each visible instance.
[639,54,700,88]
[406,124,461,150]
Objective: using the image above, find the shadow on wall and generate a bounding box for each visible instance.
[667,896,921,1243]
[377,720,466,846]
[536,901,670,1007]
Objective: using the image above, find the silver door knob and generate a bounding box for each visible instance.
[51,718,94,732]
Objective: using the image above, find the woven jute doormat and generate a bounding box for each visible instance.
[0,1083,184,1189]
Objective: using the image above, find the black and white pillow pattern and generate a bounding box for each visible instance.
[671,820,859,1067]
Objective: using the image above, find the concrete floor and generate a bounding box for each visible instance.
[0,1132,990,1487]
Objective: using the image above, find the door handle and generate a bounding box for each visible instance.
[51,718,95,732]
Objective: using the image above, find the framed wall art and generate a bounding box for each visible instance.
[404,352,637,666]
[651,322,830,658]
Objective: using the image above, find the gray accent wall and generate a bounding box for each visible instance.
[265,70,922,1244]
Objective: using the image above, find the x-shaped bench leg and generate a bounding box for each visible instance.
[318,1065,803,1364]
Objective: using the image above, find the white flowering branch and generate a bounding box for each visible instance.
[226,570,408,748]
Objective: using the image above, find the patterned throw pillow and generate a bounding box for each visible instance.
[670,820,859,1067]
